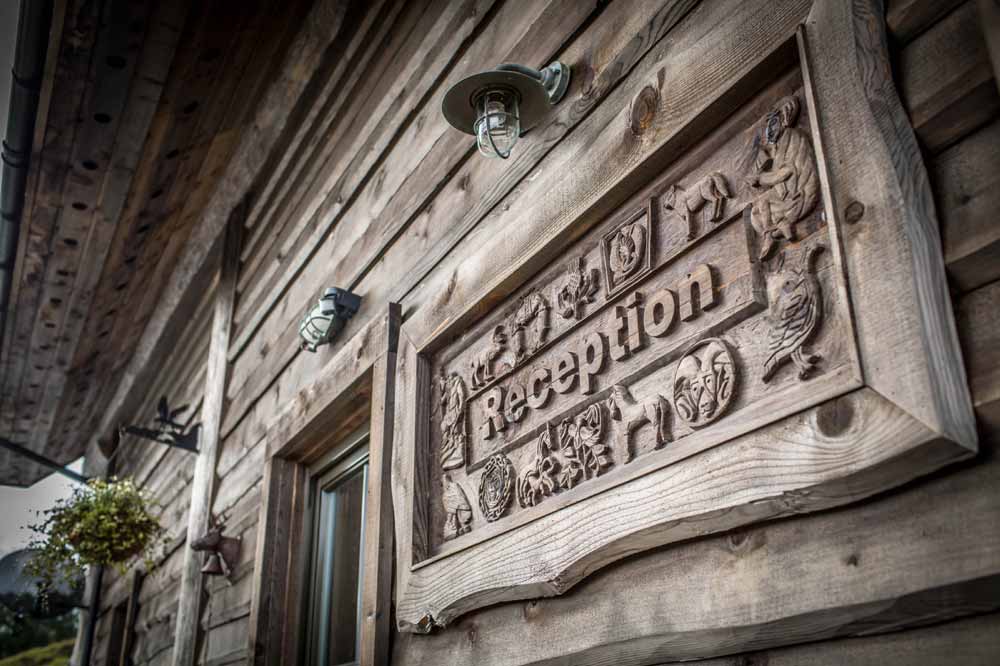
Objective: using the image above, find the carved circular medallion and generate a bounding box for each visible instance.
[673,337,737,428]
[478,453,515,522]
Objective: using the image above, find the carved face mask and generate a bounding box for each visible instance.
[765,110,783,145]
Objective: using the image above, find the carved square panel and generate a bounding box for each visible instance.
[391,4,976,634]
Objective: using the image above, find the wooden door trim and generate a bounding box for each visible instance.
[247,303,400,666]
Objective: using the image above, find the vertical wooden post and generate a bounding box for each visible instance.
[360,303,400,666]
[172,215,242,666]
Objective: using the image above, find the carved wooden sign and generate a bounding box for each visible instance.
[391,3,976,634]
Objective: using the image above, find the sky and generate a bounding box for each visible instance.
[0,459,83,557]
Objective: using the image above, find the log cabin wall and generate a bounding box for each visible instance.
[75,0,1000,664]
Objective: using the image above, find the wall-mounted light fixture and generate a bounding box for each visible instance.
[442,62,570,159]
[298,287,361,352]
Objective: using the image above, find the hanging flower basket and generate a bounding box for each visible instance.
[27,478,164,589]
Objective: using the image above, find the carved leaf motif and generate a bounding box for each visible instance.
[556,256,599,320]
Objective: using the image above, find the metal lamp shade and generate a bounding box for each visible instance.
[442,69,552,135]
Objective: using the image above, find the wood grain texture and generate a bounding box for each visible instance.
[390,0,976,633]
[171,217,241,666]
[90,0,347,468]
[886,0,965,44]
[811,0,977,447]
[898,0,999,154]
[221,0,599,442]
[392,426,1000,665]
[956,279,1000,432]
[930,117,1000,292]
[359,351,398,666]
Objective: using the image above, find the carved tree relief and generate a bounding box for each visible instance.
[673,338,737,427]
[762,245,825,382]
[556,256,599,320]
[511,291,550,365]
[442,474,473,540]
[478,453,515,522]
[438,372,468,470]
[606,384,670,463]
[470,325,507,390]
[747,95,819,260]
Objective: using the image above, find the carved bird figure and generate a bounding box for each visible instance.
[442,474,473,540]
[762,245,825,382]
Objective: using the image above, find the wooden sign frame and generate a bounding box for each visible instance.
[391,0,977,634]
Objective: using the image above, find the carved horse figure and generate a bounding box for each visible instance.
[664,172,732,239]
[605,384,670,463]
[470,325,507,389]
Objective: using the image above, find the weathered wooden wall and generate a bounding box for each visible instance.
[84,0,1000,664]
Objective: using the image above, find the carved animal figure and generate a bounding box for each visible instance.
[673,338,737,427]
[470,326,507,389]
[747,96,819,260]
[191,525,241,578]
[605,384,670,463]
[442,474,473,540]
[556,256,599,320]
[762,245,825,382]
[511,292,549,364]
[517,424,558,508]
[438,371,467,470]
[664,172,732,239]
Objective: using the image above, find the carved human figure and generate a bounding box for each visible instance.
[664,172,732,240]
[442,474,473,540]
[556,256,599,320]
[511,291,550,364]
[746,95,819,260]
[470,325,507,390]
[673,338,737,427]
[605,384,670,463]
[762,245,825,382]
[438,371,467,470]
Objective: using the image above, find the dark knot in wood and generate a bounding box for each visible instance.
[816,395,855,437]
[844,199,866,224]
[629,85,659,136]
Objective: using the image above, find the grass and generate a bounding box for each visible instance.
[0,639,75,666]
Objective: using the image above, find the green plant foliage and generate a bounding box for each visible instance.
[25,478,164,590]
[0,638,75,666]
[0,605,76,661]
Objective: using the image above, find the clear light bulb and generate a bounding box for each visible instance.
[474,89,519,159]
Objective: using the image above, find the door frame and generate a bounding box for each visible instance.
[247,303,400,666]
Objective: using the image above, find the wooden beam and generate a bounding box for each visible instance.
[171,214,242,666]
[92,0,348,460]
[887,0,965,44]
[898,1,999,154]
[978,0,1000,94]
